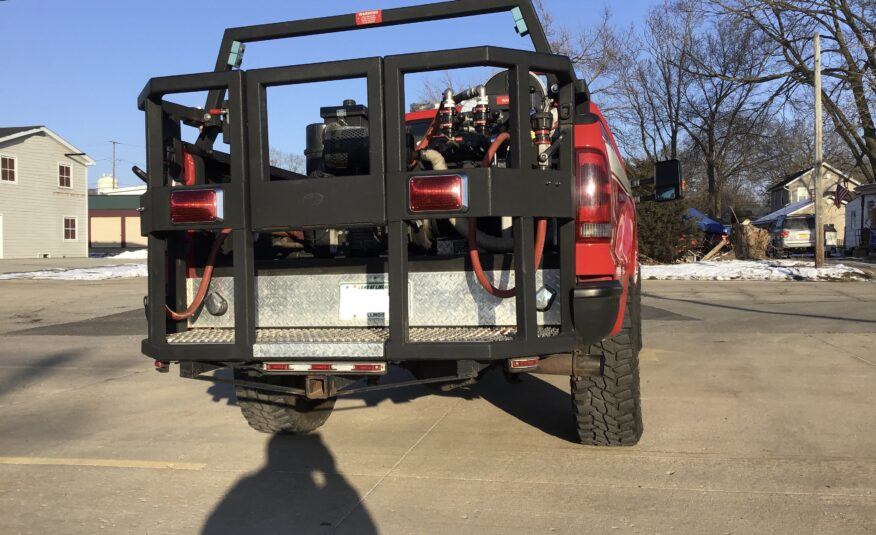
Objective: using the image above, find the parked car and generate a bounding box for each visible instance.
[769,215,837,255]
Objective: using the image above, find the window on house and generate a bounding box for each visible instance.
[59,164,72,188]
[63,217,77,241]
[795,186,809,202]
[1,155,16,182]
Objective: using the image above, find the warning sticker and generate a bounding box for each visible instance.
[496,95,510,106]
[355,10,383,26]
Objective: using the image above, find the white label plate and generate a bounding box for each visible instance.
[339,282,389,321]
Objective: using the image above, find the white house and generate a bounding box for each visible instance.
[844,182,876,251]
[0,126,95,259]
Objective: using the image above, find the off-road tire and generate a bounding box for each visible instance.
[233,371,336,434]
[572,283,643,446]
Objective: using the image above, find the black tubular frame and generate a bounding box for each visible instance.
[139,0,584,363]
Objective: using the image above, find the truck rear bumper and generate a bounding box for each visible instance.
[572,281,623,347]
[144,279,623,364]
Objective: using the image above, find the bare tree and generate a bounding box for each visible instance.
[698,0,876,182]
[535,0,627,103]
[680,13,786,216]
[613,4,698,161]
[269,147,305,174]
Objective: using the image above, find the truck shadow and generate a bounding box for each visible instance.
[207,369,576,443]
[202,434,377,535]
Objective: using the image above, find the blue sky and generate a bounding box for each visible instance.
[0,0,655,187]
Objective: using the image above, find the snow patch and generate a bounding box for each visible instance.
[0,264,147,281]
[642,260,867,282]
[108,249,148,259]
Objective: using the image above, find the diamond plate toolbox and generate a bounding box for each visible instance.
[187,270,561,328]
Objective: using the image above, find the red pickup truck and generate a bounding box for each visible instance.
[137,0,682,445]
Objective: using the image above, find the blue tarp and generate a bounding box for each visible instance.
[686,208,725,234]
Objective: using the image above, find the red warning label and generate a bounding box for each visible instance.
[355,10,383,26]
[496,95,510,106]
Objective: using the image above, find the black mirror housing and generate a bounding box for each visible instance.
[654,159,683,202]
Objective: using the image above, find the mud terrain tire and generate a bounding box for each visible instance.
[234,371,336,434]
[572,283,643,446]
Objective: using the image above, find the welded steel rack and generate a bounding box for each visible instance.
[138,0,589,364]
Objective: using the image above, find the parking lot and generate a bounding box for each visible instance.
[0,273,874,534]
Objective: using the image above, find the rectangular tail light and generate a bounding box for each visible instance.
[576,149,612,241]
[261,362,386,374]
[170,188,223,224]
[508,357,540,370]
[409,174,468,212]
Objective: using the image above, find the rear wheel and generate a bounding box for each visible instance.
[233,370,336,434]
[572,282,643,446]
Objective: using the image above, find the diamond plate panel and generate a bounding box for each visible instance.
[167,329,235,344]
[188,270,561,328]
[168,326,560,357]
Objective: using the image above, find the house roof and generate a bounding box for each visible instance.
[854,183,876,196]
[766,164,859,192]
[768,169,809,192]
[0,126,95,166]
[0,126,44,138]
[752,199,813,226]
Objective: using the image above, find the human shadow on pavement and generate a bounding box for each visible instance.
[202,434,377,535]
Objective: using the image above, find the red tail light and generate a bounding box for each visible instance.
[508,357,540,370]
[780,230,790,238]
[409,174,468,212]
[576,149,612,241]
[352,364,384,372]
[170,189,223,224]
[261,362,386,374]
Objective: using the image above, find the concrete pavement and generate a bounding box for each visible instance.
[0,277,874,534]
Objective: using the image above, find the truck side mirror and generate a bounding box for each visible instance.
[654,159,683,202]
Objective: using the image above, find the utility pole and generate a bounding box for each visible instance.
[813,33,824,268]
[109,140,120,189]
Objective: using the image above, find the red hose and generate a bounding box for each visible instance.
[481,132,510,167]
[468,133,548,298]
[468,218,547,298]
[166,228,232,321]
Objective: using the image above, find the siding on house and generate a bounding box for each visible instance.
[0,132,90,258]
[844,186,876,248]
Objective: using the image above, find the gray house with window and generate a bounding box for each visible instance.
[767,164,860,212]
[0,126,95,259]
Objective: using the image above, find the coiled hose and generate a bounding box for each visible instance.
[468,133,548,298]
[166,228,232,321]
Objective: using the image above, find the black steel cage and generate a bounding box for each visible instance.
[139,1,586,364]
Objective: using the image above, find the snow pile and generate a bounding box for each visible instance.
[642,259,867,282]
[0,264,147,281]
[109,249,148,259]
